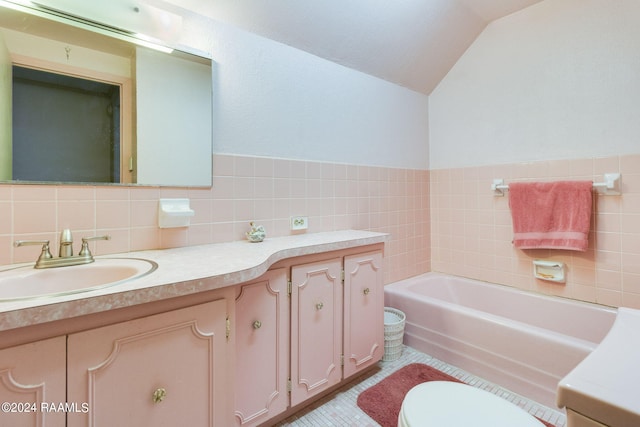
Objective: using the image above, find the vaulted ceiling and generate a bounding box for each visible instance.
[167,0,544,94]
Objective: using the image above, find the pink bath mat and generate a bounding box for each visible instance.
[356,363,555,427]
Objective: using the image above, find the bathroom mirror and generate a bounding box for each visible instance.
[0,1,213,187]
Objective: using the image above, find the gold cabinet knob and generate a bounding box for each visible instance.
[316,302,324,310]
[363,288,370,295]
[152,388,167,404]
[253,320,262,329]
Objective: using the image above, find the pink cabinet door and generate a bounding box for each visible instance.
[234,268,288,427]
[0,336,66,427]
[343,251,384,379]
[290,258,342,407]
[67,299,230,427]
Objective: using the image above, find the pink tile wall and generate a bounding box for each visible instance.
[4,152,640,308]
[0,154,430,284]
[431,154,640,309]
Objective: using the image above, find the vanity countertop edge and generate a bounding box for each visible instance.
[0,230,389,332]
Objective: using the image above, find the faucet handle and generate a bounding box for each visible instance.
[14,239,50,247]
[14,240,54,262]
[79,235,111,257]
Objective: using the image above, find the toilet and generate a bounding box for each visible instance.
[398,381,545,427]
[557,307,640,427]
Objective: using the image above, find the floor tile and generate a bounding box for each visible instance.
[277,346,566,426]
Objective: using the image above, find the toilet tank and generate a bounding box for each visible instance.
[557,308,640,426]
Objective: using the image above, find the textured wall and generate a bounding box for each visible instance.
[430,0,640,169]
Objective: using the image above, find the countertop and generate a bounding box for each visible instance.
[0,230,388,332]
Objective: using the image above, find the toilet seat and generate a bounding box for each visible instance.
[398,381,545,427]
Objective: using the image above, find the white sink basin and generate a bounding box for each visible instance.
[0,258,157,301]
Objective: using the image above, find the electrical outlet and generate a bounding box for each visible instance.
[290,216,308,231]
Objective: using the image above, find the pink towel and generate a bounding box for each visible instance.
[508,181,593,251]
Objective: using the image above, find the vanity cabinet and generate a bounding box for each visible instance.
[342,251,384,379]
[290,257,344,406]
[234,248,384,426]
[234,268,289,427]
[291,250,384,404]
[0,232,386,427]
[67,298,232,427]
[0,336,66,427]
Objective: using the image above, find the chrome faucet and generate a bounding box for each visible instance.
[14,231,111,269]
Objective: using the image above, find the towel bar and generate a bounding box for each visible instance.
[491,173,621,196]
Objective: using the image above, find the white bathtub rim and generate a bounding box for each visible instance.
[386,272,617,344]
[389,272,618,314]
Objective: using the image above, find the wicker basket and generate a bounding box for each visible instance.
[383,307,406,361]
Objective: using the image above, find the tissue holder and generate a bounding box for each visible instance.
[158,198,195,228]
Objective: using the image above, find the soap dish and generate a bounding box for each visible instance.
[533,260,565,283]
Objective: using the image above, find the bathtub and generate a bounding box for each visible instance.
[384,272,617,409]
